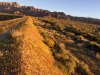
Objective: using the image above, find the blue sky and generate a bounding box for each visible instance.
[1,0,100,18]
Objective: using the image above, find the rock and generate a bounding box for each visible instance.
[0,2,20,8]
[14,11,22,15]
[96,52,100,59]
[0,2,69,20]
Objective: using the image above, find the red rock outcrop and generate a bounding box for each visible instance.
[0,2,69,19]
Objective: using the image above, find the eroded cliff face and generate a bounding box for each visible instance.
[0,2,69,19]
[0,2,20,8]
[0,2,20,14]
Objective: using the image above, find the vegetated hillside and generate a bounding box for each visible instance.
[32,16,100,75]
[0,16,63,75]
[0,13,100,75]
[0,12,23,21]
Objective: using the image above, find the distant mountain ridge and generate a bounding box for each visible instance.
[0,2,69,19]
[0,2,100,24]
[67,15,100,24]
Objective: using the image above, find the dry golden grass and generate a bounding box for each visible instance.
[34,17,99,75]
[0,16,63,75]
[1,15,99,75]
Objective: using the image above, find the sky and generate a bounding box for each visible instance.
[1,0,100,19]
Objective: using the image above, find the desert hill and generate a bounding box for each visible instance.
[0,16,63,75]
[0,2,100,75]
[0,2,100,24]
[67,15,100,24]
[0,14,99,75]
[0,2,69,19]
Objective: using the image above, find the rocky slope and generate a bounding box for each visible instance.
[67,15,100,24]
[0,2,69,19]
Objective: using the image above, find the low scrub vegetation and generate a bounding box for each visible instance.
[34,16,100,75]
[0,14,99,75]
[0,14,23,21]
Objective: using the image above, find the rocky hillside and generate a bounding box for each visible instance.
[67,15,100,24]
[0,2,69,19]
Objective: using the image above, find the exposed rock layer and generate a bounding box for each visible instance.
[0,2,69,19]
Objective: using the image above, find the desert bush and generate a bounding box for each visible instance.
[90,41,98,46]
[0,15,23,21]
[66,32,75,37]
[59,43,65,48]
[0,28,3,32]
[77,43,83,47]
[76,35,85,42]
[55,61,69,75]
[83,33,98,41]
[56,52,76,74]
[45,23,51,27]
[65,58,76,73]
[41,32,49,37]
[61,34,66,38]
[82,33,100,43]
[0,51,3,57]
[55,53,62,61]
[90,41,100,48]
[44,37,55,47]
[75,63,93,75]
[62,54,70,61]
[93,37,100,43]
[86,33,95,38]
[55,32,60,36]
[86,41,100,53]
